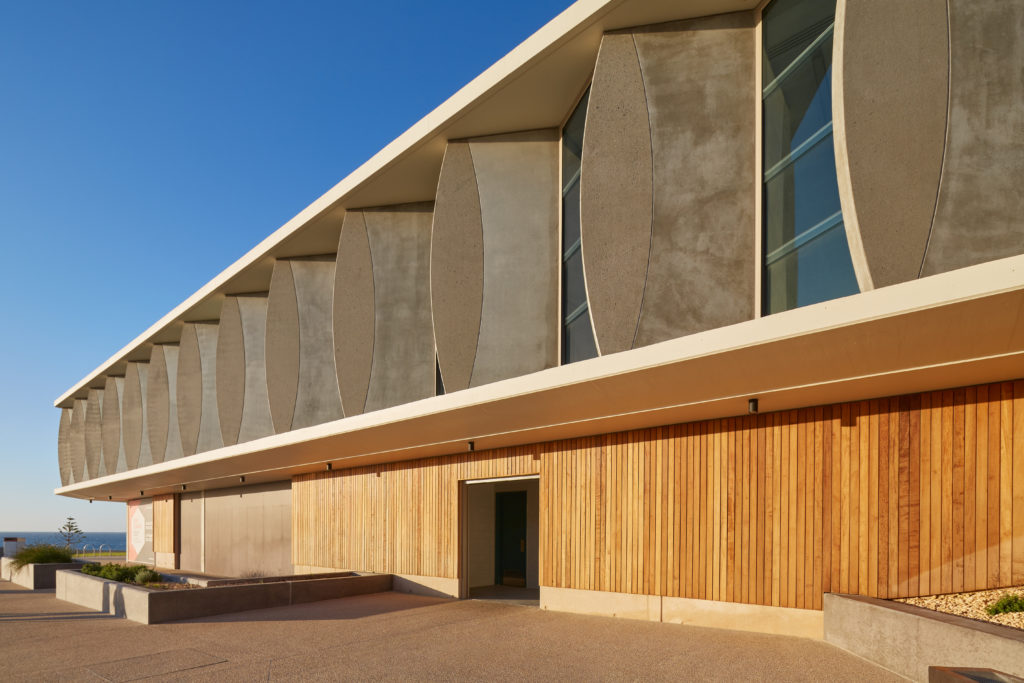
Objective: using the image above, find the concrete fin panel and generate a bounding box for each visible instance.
[581,33,653,356]
[58,407,73,486]
[430,141,484,393]
[85,388,104,479]
[334,211,375,417]
[69,398,87,484]
[364,204,435,413]
[178,322,223,456]
[266,261,300,433]
[291,258,342,429]
[218,295,273,445]
[147,344,183,465]
[834,0,948,290]
[469,130,560,386]
[122,361,151,470]
[923,0,1024,275]
[102,376,125,475]
[632,14,756,347]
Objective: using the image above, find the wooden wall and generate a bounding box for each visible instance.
[291,378,1024,609]
[152,493,175,554]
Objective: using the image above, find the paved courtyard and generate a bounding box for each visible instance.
[0,578,900,681]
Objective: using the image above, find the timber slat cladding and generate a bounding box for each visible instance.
[291,379,1024,608]
[152,494,175,554]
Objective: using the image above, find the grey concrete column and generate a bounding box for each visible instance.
[102,376,126,475]
[267,258,342,432]
[178,321,223,455]
[57,407,73,486]
[69,398,87,483]
[431,132,559,392]
[84,388,104,479]
[122,361,152,469]
[217,294,273,445]
[581,15,756,354]
[923,0,1024,275]
[147,344,183,465]
[335,204,434,415]
[833,0,948,290]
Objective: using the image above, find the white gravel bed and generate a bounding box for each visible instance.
[895,585,1024,630]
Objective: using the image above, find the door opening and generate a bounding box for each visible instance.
[495,491,527,587]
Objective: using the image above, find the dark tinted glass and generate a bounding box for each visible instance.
[562,249,587,315]
[762,37,833,170]
[762,0,837,83]
[564,308,598,364]
[435,357,445,396]
[562,89,589,190]
[764,223,858,314]
[562,178,581,250]
[763,134,842,254]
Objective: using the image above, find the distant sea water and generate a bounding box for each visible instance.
[0,531,125,552]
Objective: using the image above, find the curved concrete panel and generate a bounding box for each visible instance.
[924,0,1024,275]
[834,0,948,290]
[69,398,87,484]
[469,130,559,386]
[102,376,124,475]
[178,322,223,456]
[334,212,375,416]
[266,261,300,432]
[430,141,484,393]
[217,295,273,446]
[58,407,73,486]
[146,344,183,465]
[364,205,435,412]
[122,361,151,470]
[84,388,104,479]
[267,258,342,432]
[632,14,756,347]
[581,33,653,356]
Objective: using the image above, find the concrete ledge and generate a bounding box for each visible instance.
[824,593,1024,682]
[1,557,82,589]
[539,587,821,637]
[56,569,393,624]
[393,574,460,598]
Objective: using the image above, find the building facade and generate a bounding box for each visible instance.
[55,0,1024,634]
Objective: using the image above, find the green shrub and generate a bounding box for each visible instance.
[10,544,73,570]
[986,593,1024,615]
[80,562,153,584]
[133,568,162,585]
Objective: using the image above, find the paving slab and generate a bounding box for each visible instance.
[0,577,901,681]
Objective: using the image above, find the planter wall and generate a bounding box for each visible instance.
[0,558,81,589]
[56,569,393,624]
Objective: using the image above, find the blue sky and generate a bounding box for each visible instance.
[0,0,568,532]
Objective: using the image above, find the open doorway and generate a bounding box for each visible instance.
[461,475,539,605]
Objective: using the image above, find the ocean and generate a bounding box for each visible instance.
[0,531,125,552]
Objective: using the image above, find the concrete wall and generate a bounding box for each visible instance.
[101,376,125,474]
[267,258,343,432]
[431,131,559,393]
[465,479,539,589]
[201,481,292,577]
[69,398,87,483]
[121,361,152,470]
[146,344,183,465]
[217,294,273,446]
[57,407,72,486]
[177,322,222,456]
[335,204,435,415]
[835,0,1024,287]
[581,13,756,355]
[84,388,104,479]
[179,490,203,573]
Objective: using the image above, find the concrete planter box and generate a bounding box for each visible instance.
[1,557,81,589]
[56,569,393,624]
[824,593,1024,682]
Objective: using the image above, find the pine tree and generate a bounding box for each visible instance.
[57,516,84,549]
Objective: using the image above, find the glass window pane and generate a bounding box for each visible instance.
[564,308,598,364]
[764,133,841,255]
[763,35,833,170]
[562,89,589,189]
[762,0,836,83]
[562,178,581,251]
[764,223,858,315]
[562,249,587,316]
